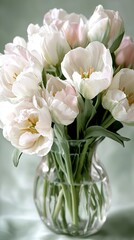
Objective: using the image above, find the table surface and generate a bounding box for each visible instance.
[0,0,134,239]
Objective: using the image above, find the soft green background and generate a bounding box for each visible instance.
[0,0,134,240]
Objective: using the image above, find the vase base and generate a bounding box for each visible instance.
[41,218,105,237]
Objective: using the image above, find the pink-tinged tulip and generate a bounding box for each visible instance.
[45,75,79,125]
[43,8,67,28]
[43,8,88,48]
[62,17,88,48]
[115,36,134,68]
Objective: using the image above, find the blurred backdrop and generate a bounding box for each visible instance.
[0,0,134,239]
[0,0,134,53]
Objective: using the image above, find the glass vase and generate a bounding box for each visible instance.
[34,139,111,237]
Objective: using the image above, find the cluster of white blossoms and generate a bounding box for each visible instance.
[0,5,134,156]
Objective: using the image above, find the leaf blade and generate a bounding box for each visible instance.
[85,125,130,146]
[12,148,22,167]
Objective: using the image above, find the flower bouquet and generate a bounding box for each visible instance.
[0,4,134,237]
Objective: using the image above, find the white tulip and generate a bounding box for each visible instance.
[61,41,113,99]
[102,68,134,124]
[0,45,42,101]
[12,72,42,99]
[2,96,53,156]
[27,24,70,67]
[45,75,79,125]
[5,36,27,54]
[87,5,124,51]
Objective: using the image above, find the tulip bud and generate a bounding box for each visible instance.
[87,5,124,52]
[115,36,134,68]
[43,8,88,48]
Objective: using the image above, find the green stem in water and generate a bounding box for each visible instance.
[52,188,63,221]
[60,198,68,230]
[63,152,79,225]
[43,178,48,217]
[52,184,78,226]
[62,184,72,217]
[70,185,78,226]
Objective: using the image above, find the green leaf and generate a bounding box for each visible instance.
[110,32,124,53]
[50,151,67,179]
[77,97,96,133]
[12,148,22,167]
[94,93,102,110]
[53,124,73,183]
[84,99,96,123]
[85,125,130,146]
[54,123,66,140]
[42,68,47,88]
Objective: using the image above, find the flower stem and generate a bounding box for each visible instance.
[70,185,78,225]
[101,114,115,128]
[64,153,79,225]
[43,178,48,217]
[61,198,68,230]
[52,184,78,227]
[75,139,93,182]
[52,188,63,221]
